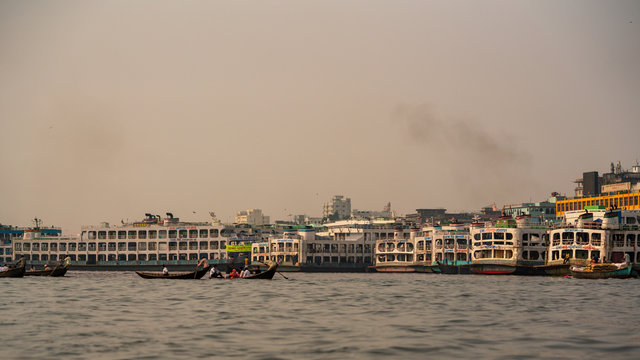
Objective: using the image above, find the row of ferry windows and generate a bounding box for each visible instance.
[15,241,226,252]
[377,242,415,252]
[84,229,229,240]
[305,244,372,253]
[558,195,640,212]
[22,253,228,262]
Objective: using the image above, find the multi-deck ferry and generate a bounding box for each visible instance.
[374,227,415,273]
[12,213,266,271]
[470,216,547,275]
[430,223,472,274]
[540,207,640,275]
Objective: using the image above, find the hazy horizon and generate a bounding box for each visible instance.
[1,1,639,233]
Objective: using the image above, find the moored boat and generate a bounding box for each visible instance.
[0,258,26,278]
[136,259,211,279]
[570,261,632,279]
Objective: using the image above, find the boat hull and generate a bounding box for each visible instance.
[0,259,26,278]
[571,264,632,279]
[470,262,516,275]
[136,266,211,279]
[437,261,472,275]
[374,264,415,273]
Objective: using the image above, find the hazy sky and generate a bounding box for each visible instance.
[1,1,639,233]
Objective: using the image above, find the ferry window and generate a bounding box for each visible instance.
[474,234,480,240]
[88,231,97,240]
[417,241,424,250]
[108,231,116,239]
[138,242,146,250]
[108,242,116,251]
[78,254,87,261]
[348,244,354,253]
[49,254,56,261]
[613,234,625,247]
[32,254,39,261]
[176,242,186,250]
[138,231,147,239]
[14,243,21,251]
[576,232,588,245]
[67,255,76,261]
[523,234,529,241]
[220,241,226,250]
[210,241,218,250]
[456,253,467,261]
[118,242,126,251]
[552,251,559,260]
[199,241,208,250]
[561,232,574,245]
[529,251,540,260]
[561,249,572,260]
[69,243,76,251]
[522,250,529,260]
[591,233,601,246]
[387,243,396,251]
[210,229,219,238]
[32,243,40,251]
[365,244,371,253]
[98,231,106,239]
[277,243,284,252]
[148,242,157,251]
[79,243,88,251]
[189,242,197,250]
[635,196,639,206]
[286,243,293,252]
[435,240,442,249]
[158,253,167,261]
[340,244,347,253]
[221,229,234,237]
[138,254,147,261]
[482,233,492,240]
[169,242,178,251]
[118,231,126,240]
[42,243,49,251]
[179,230,187,238]
[169,230,177,238]
[331,244,338,253]
[624,197,629,207]
[50,243,57,251]
[575,250,589,259]
[99,242,106,251]
[494,232,504,240]
[505,250,513,259]
[128,242,136,251]
[627,217,637,225]
[88,243,96,251]
[40,254,49,261]
[158,230,167,239]
[148,230,157,239]
[145,253,155,261]
[199,229,208,238]
[128,254,136,261]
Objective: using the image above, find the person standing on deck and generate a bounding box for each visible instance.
[162,265,168,276]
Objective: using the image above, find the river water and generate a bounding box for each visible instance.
[1,272,639,359]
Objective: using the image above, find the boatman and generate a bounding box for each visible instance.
[162,265,168,276]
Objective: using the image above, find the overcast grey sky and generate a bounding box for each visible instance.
[1,1,639,233]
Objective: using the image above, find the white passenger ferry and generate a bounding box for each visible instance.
[251,219,404,272]
[374,227,415,273]
[13,213,264,271]
[541,207,640,275]
[470,216,548,275]
[429,223,472,274]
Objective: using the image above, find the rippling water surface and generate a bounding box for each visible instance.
[1,272,639,359]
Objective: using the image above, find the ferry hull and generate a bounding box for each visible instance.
[470,263,516,275]
[437,261,472,275]
[374,265,416,273]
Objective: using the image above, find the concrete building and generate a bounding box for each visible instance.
[234,209,270,226]
[351,202,393,220]
[322,195,351,221]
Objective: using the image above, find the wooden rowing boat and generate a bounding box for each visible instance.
[25,257,71,277]
[244,262,278,279]
[0,258,26,278]
[570,262,632,279]
[136,265,211,279]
